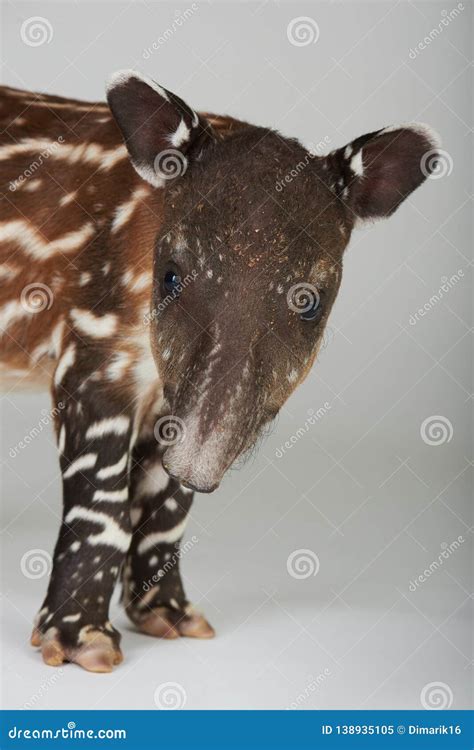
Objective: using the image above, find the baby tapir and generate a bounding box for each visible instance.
[0,71,439,672]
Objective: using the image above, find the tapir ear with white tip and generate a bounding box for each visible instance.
[326,124,441,225]
[106,70,214,187]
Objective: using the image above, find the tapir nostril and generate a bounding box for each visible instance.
[162,461,219,494]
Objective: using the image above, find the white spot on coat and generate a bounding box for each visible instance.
[65,506,131,552]
[70,309,117,338]
[54,343,76,387]
[138,518,188,554]
[96,453,128,480]
[86,415,130,440]
[92,488,129,503]
[63,453,97,479]
[350,151,364,177]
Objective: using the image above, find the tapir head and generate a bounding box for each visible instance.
[107,70,440,492]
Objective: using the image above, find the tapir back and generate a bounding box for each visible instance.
[0,85,158,386]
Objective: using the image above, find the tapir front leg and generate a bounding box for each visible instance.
[123,437,214,639]
[31,339,134,673]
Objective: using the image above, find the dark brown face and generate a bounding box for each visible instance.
[107,70,441,492]
[150,131,347,491]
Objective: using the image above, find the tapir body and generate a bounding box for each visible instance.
[0,73,439,671]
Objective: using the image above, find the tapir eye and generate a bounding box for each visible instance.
[300,296,320,321]
[163,269,182,297]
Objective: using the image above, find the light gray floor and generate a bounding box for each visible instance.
[1,0,472,712]
[1,391,472,710]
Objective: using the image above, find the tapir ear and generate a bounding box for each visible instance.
[327,124,441,225]
[106,70,214,187]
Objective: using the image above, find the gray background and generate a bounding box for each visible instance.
[1,0,472,711]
